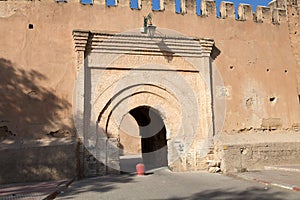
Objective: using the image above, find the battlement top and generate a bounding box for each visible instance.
[0,0,294,25]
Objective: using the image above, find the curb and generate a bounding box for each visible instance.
[43,178,74,200]
[252,178,300,192]
[253,178,270,185]
[264,166,300,173]
[228,173,300,192]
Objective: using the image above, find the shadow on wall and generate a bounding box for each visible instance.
[0,58,73,140]
[0,58,79,184]
[157,39,175,62]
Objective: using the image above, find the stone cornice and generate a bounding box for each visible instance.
[199,38,215,57]
[72,30,215,58]
[72,30,89,52]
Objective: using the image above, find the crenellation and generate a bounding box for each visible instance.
[117,0,130,7]
[160,0,164,10]
[0,0,292,26]
[180,0,187,14]
[141,0,152,9]
[268,0,288,25]
[186,0,195,14]
[255,6,272,23]
[272,8,287,24]
[201,0,217,17]
[269,0,287,10]
[277,0,287,8]
[237,4,253,21]
[138,0,142,9]
[163,0,175,12]
[93,0,106,5]
[268,0,277,11]
[220,1,235,19]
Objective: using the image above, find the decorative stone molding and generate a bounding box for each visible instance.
[72,30,89,52]
[199,38,215,57]
[72,28,219,176]
[72,30,215,58]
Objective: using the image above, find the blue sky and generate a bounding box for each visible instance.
[80,0,271,14]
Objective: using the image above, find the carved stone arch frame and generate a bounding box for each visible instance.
[72,29,216,175]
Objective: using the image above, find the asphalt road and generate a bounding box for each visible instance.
[57,168,300,200]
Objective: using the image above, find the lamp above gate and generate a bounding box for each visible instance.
[141,13,156,38]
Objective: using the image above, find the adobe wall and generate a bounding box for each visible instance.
[0,0,299,181]
[0,0,298,138]
[0,138,78,184]
[286,0,300,98]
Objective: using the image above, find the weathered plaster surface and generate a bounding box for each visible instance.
[0,0,299,182]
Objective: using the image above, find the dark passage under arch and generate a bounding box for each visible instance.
[129,106,168,170]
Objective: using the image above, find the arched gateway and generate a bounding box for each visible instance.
[73,29,217,176]
[128,106,168,170]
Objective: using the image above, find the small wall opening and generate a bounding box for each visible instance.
[269,96,277,106]
[269,97,276,102]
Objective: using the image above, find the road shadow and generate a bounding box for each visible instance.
[57,175,136,199]
[56,175,291,200]
[170,187,287,200]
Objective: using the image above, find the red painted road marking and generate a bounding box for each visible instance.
[293,187,300,191]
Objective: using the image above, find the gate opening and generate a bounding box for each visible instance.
[129,106,168,170]
[119,106,168,172]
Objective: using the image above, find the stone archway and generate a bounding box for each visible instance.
[72,30,216,176]
[129,106,168,170]
[117,105,169,172]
